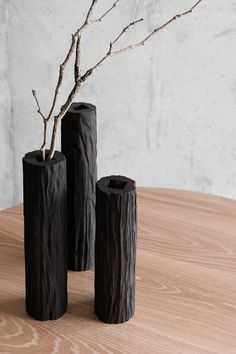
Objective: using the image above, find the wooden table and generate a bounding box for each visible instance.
[1,188,236,354]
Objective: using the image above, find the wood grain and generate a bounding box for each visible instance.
[1,188,236,353]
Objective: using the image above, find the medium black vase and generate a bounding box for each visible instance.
[61,102,97,271]
[95,175,137,324]
[22,150,67,321]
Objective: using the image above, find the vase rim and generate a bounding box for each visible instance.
[23,150,66,167]
[69,102,96,114]
[97,175,136,195]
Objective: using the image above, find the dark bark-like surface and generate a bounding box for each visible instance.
[61,102,97,271]
[95,176,137,324]
[22,150,67,321]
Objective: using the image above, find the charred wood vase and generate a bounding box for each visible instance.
[61,102,97,271]
[22,151,67,321]
[95,176,137,324]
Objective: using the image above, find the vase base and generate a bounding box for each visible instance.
[94,308,134,324]
[26,305,67,322]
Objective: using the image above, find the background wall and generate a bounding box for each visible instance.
[0,0,235,210]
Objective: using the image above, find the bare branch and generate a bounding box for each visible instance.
[45,0,98,124]
[79,0,202,84]
[32,89,46,120]
[32,89,48,160]
[48,118,60,161]
[46,0,99,160]
[189,0,203,12]
[112,18,143,45]
[112,0,203,55]
[46,33,77,123]
[47,0,204,160]
[74,35,81,82]
[40,120,48,161]
[80,42,112,83]
[91,0,120,23]
[61,34,77,68]
[48,83,81,160]
[80,18,143,83]
[77,0,98,33]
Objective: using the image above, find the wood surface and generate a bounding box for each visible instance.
[1,188,236,353]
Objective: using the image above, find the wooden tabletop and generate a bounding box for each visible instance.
[1,188,236,354]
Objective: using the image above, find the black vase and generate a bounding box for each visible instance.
[61,102,97,271]
[22,150,67,321]
[95,175,137,324]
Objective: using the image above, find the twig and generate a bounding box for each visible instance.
[80,18,143,82]
[77,0,98,32]
[47,34,77,123]
[81,0,203,84]
[33,0,123,160]
[46,0,117,121]
[46,0,203,160]
[32,89,48,160]
[33,1,98,160]
[46,0,98,119]
[48,0,98,118]
[32,34,77,160]
[41,120,47,161]
[48,83,81,160]
[113,18,144,45]
[112,0,203,55]
[74,35,81,82]
[32,90,46,120]
[91,0,120,23]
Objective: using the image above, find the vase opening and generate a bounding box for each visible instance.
[36,154,55,162]
[108,179,127,190]
[74,104,88,111]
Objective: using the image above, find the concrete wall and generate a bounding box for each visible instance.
[0,0,236,209]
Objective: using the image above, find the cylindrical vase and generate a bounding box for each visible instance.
[61,102,97,271]
[22,150,67,321]
[95,175,137,324]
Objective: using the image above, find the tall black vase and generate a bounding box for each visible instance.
[61,102,97,271]
[22,150,67,321]
[95,175,137,324]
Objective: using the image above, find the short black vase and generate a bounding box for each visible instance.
[95,175,137,324]
[61,102,97,271]
[22,151,67,321]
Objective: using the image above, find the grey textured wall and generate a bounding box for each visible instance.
[0,0,235,210]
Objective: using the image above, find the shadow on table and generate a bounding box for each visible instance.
[67,298,98,321]
[0,296,99,322]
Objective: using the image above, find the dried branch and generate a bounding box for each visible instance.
[32,90,46,120]
[48,83,81,160]
[35,0,123,160]
[112,18,144,45]
[74,35,81,82]
[45,0,203,160]
[80,18,143,83]
[46,0,118,120]
[77,0,98,32]
[46,34,77,124]
[32,89,48,160]
[112,0,203,55]
[46,0,98,120]
[32,1,98,160]
[92,0,120,23]
[41,120,48,161]
[80,0,203,84]
[32,34,77,160]
[47,0,97,116]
